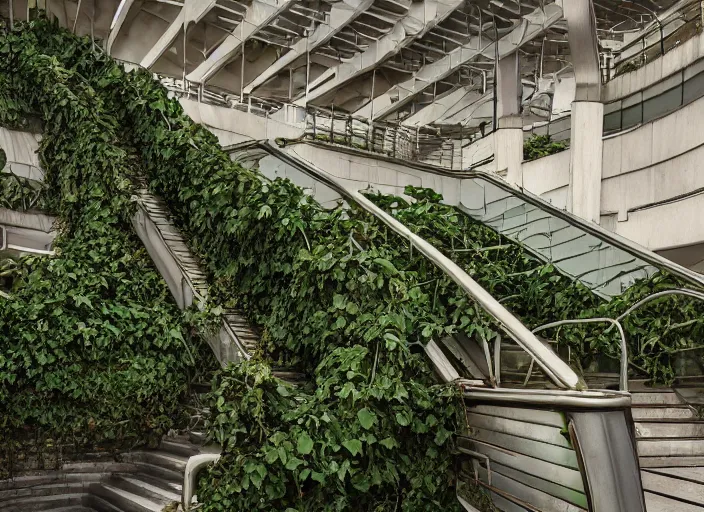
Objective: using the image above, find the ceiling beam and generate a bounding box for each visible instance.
[294,0,466,107]
[356,2,563,121]
[140,0,217,69]
[107,0,144,55]
[185,0,297,85]
[244,0,374,94]
[401,86,483,127]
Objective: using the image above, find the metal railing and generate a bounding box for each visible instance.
[605,0,703,81]
[304,106,476,169]
[1,161,47,211]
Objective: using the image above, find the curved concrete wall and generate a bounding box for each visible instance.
[0,128,40,167]
[179,98,305,146]
[604,28,704,103]
[601,92,704,222]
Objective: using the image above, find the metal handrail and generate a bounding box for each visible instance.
[531,318,628,391]
[615,288,704,322]
[263,141,582,390]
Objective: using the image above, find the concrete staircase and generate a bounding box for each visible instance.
[632,387,704,511]
[0,434,210,512]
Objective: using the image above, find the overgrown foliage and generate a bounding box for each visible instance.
[367,186,704,384]
[523,134,568,161]
[0,172,47,211]
[0,20,202,459]
[1,18,470,509]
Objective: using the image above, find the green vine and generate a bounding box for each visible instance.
[0,19,204,463]
[523,134,568,161]
[366,185,704,384]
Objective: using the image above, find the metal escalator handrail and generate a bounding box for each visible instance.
[262,141,582,390]
[286,140,704,293]
[531,318,628,392]
[614,288,704,323]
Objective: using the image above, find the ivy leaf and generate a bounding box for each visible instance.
[342,439,362,456]
[357,408,376,430]
[297,432,314,455]
[373,257,398,275]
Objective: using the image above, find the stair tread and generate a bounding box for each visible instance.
[642,470,704,506]
[645,490,704,512]
[645,467,704,484]
[99,484,163,511]
[114,475,181,502]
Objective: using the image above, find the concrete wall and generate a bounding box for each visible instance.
[0,128,40,167]
[601,92,704,222]
[521,149,570,209]
[519,90,704,261]
[179,98,306,146]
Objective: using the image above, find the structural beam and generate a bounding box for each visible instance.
[359,3,563,121]
[401,86,483,127]
[564,0,603,224]
[295,0,466,107]
[185,0,296,85]
[140,0,217,69]
[494,52,524,186]
[107,0,144,55]
[244,0,374,94]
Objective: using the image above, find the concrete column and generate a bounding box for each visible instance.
[494,52,524,186]
[568,101,603,224]
[564,0,604,224]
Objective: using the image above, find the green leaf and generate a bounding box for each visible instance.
[342,439,362,456]
[357,408,376,430]
[297,432,314,455]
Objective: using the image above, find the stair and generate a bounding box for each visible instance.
[0,433,207,512]
[632,388,704,511]
[134,179,260,359]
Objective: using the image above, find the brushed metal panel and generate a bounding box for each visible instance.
[466,413,573,449]
[465,439,585,492]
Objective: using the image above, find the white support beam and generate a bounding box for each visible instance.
[295,0,465,107]
[244,0,374,94]
[359,3,563,121]
[186,0,297,85]
[140,0,217,69]
[107,0,143,55]
[564,0,603,224]
[401,86,483,127]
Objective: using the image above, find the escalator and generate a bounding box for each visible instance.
[226,139,704,512]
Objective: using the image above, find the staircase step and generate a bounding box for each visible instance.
[0,492,86,511]
[677,388,704,405]
[127,462,182,483]
[159,438,200,458]
[642,470,704,506]
[644,491,704,512]
[632,407,697,421]
[639,438,704,457]
[90,483,163,512]
[121,451,187,473]
[111,474,180,504]
[631,392,684,405]
[646,467,704,484]
[636,422,704,438]
[640,456,704,468]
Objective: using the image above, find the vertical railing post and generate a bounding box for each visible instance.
[330,105,334,143]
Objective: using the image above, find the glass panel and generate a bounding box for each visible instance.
[642,86,682,122]
[457,177,659,298]
[621,104,643,130]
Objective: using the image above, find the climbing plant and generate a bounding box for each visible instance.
[367,185,704,384]
[523,134,568,161]
[0,20,203,463]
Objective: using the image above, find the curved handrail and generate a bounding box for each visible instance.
[283,139,704,293]
[531,318,628,391]
[615,288,704,323]
[182,453,221,511]
[261,141,581,390]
